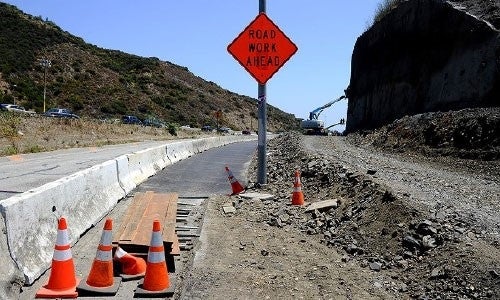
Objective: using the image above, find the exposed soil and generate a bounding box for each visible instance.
[183,116,499,299]
[348,107,500,161]
[13,108,500,299]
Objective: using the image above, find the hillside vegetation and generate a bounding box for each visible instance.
[0,2,298,131]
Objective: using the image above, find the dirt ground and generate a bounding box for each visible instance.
[179,193,398,300]
[12,108,500,299]
[182,129,499,299]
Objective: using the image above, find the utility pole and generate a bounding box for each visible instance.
[11,84,17,105]
[40,58,51,112]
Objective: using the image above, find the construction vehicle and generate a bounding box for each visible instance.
[300,95,346,135]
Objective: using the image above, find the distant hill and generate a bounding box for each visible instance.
[0,2,299,131]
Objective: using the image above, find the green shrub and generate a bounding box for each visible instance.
[1,94,14,103]
[68,95,84,110]
[2,145,18,156]
[167,123,177,136]
[0,113,21,139]
[27,144,44,153]
[0,113,22,154]
[100,100,127,115]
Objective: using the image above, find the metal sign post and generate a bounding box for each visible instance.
[227,0,297,185]
[257,0,267,185]
[257,83,267,184]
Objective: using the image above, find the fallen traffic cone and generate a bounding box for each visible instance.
[291,170,305,206]
[135,220,174,297]
[114,246,147,280]
[36,217,80,299]
[77,218,121,295]
[225,165,245,195]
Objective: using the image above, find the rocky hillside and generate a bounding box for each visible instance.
[346,0,500,132]
[348,107,500,160]
[0,3,298,131]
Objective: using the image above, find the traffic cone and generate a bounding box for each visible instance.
[36,217,80,298]
[135,219,174,297]
[291,170,305,206]
[113,246,146,280]
[225,165,245,195]
[77,218,121,295]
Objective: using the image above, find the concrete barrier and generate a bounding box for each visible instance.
[0,135,257,287]
[0,159,126,284]
[115,154,136,195]
[192,137,211,153]
[126,145,169,185]
[0,214,24,299]
[166,140,195,164]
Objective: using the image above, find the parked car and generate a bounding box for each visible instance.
[201,125,212,132]
[143,118,165,128]
[1,104,36,115]
[242,129,251,135]
[121,115,142,125]
[217,126,231,133]
[44,108,79,119]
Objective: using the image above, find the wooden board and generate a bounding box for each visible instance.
[114,192,179,255]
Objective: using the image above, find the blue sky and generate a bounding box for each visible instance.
[3,0,381,131]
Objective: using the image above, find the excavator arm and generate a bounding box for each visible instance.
[308,95,346,120]
[301,94,347,135]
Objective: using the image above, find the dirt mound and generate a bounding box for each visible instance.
[348,107,500,160]
[247,132,499,299]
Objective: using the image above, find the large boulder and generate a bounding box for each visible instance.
[346,0,500,132]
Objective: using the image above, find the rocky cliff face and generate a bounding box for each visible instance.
[346,0,500,132]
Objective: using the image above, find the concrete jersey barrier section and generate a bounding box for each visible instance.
[0,135,256,287]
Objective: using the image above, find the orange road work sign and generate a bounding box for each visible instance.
[227,13,298,85]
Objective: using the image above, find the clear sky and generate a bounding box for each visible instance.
[2,0,381,131]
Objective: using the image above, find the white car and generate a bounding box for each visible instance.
[0,104,36,115]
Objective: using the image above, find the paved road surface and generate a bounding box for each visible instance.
[137,140,257,197]
[19,140,257,299]
[0,140,197,200]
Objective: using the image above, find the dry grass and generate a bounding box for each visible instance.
[0,113,207,156]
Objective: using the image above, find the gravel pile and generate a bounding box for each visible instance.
[246,132,499,299]
[348,107,500,160]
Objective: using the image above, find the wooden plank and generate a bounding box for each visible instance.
[132,193,166,246]
[114,192,154,244]
[122,191,155,243]
[305,199,339,213]
[114,192,179,254]
[162,193,177,243]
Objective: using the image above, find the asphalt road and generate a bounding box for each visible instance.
[0,140,192,200]
[18,140,257,299]
[137,140,257,197]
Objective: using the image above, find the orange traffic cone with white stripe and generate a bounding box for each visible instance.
[36,217,80,298]
[135,219,174,297]
[77,218,121,295]
[291,170,305,206]
[114,246,146,279]
[225,165,245,195]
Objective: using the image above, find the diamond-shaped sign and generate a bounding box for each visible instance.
[227,13,298,85]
